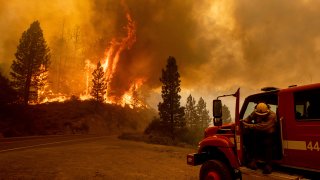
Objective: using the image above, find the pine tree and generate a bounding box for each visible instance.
[131,85,140,108]
[222,104,232,124]
[197,97,211,130]
[185,94,198,129]
[158,56,185,139]
[90,61,107,103]
[10,20,50,105]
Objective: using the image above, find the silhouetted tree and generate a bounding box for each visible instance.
[185,94,198,129]
[158,56,185,139]
[144,117,162,135]
[197,97,211,130]
[131,85,140,108]
[0,72,17,105]
[222,104,232,124]
[10,21,50,105]
[90,61,107,103]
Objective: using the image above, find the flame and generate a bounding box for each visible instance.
[121,78,147,108]
[36,64,49,103]
[28,64,48,104]
[79,93,91,101]
[41,91,69,103]
[102,12,136,83]
[84,59,96,95]
[37,3,145,109]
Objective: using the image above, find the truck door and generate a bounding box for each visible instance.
[283,88,320,170]
[239,92,278,164]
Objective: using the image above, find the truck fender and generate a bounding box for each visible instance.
[199,135,240,168]
[199,135,234,148]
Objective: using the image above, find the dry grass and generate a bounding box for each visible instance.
[0,136,200,179]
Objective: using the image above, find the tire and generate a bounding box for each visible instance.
[200,160,233,180]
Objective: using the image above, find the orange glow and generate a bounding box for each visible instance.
[36,65,48,103]
[120,78,147,108]
[38,7,145,108]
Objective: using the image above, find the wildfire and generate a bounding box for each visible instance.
[102,12,136,83]
[121,78,146,108]
[40,91,69,103]
[38,4,146,109]
[84,59,96,95]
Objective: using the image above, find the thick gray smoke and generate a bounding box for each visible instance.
[1,0,320,106]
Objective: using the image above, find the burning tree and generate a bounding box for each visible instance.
[158,56,185,140]
[131,85,139,108]
[10,20,50,105]
[90,61,107,103]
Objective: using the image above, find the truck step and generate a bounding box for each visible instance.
[239,167,304,180]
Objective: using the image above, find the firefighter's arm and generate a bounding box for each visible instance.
[242,121,254,128]
[241,112,255,128]
[242,112,254,123]
[252,113,276,131]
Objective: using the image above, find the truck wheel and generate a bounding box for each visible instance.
[200,160,232,180]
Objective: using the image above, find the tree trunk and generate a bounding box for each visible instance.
[170,93,174,140]
[24,73,32,106]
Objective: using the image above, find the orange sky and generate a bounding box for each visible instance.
[1,0,320,112]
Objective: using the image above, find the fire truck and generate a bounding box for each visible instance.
[187,84,320,179]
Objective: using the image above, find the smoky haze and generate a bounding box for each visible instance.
[1,0,320,105]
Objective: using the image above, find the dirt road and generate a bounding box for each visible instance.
[0,135,200,179]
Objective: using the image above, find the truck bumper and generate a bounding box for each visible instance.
[187,152,207,166]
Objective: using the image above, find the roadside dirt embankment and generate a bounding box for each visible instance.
[0,135,199,179]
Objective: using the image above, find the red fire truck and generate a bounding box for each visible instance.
[187,84,320,179]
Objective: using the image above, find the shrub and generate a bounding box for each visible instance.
[175,128,203,146]
[144,117,205,146]
[144,117,162,135]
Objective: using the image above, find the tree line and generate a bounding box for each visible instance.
[0,20,232,143]
[145,56,231,145]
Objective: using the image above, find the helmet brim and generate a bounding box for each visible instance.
[255,110,269,116]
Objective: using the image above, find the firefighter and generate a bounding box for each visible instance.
[241,102,276,174]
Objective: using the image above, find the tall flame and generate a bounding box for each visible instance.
[81,10,140,106]
[121,78,146,108]
[39,4,145,108]
[102,12,136,83]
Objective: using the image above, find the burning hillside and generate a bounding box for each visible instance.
[3,0,320,106]
[35,2,146,108]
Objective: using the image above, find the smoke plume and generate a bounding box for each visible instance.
[1,0,320,106]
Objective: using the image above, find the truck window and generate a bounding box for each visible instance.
[243,102,256,119]
[295,89,320,120]
[243,101,277,119]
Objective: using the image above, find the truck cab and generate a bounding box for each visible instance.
[187,83,320,179]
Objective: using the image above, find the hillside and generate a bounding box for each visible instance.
[0,100,157,138]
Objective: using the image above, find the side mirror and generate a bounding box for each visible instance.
[213,117,222,127]
[213,100,223,126]
[213,100,222,118]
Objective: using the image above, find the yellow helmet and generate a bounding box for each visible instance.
[255,103,270,116]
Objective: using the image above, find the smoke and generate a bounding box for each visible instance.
[1,0,320,106]
[232,0,320,87]
[0,0,91,71]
